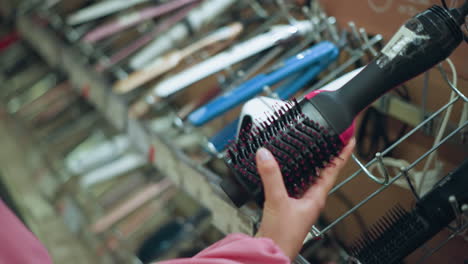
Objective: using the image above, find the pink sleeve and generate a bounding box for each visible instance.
[0,200,53,264]
[157,233,290,264]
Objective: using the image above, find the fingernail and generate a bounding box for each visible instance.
[257,148,273,161]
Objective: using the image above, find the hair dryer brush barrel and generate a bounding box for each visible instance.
[222,4,468,207]
[307,4,467,136]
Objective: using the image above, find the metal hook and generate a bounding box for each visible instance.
[359,28,378,57]
[400,166,421,201]
[275,0,298,24]
[324,16,340,44]
[348,22,364,48]
[304,225,324,240]
[309,224,324,240]
[462,204,468,217]
[448,195,466,230]
[303,7,322,42]
[376,153,390,183]
[246,0,269,19]
[303,0,335,43]
[308,0,321,18]
[438,63,467,102]
[351,154,388,185]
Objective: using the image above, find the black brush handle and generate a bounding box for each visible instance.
[399,159,468,261]
[417,158,468,230]
[308,4,466,134]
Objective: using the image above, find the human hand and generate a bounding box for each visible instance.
[255,138,355,260]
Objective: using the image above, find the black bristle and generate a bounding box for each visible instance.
[349,205,427,264]
[224,98,343,202]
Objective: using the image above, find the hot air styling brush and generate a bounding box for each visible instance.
[221,3,468,207]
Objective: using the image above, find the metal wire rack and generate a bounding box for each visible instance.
[300,20,467,264]
[318,68,468,263]
[8,0,468,263]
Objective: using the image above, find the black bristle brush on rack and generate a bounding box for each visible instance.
[221,3,468,207]
[349,158,468,264]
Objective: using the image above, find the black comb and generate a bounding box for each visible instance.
[350,159,468,264]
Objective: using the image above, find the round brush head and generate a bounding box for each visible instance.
[222,98,343,207]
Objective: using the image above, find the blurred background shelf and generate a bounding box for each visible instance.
[15,10,255,236]
[0,109,111,264]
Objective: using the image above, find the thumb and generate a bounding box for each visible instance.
[256,148,287,202]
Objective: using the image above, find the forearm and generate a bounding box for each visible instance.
[158,233,290,264]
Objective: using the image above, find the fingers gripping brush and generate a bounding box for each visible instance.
[221,4,468,207]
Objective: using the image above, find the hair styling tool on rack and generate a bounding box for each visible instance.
[141,20,314,111]
[82,0,201,43]
[44,112,99,152]
[172,42,287,123]
[31,93,80,127]
[65,134,130,175]
[2,64,49,100]
[207,67,364,156]
[97,170,149,210]
[114,22,243,94]
[34,99,94,139]
[6,73,58,114]
[16,81,72,119]
[137,208,211,263]
[94,4,197,72]
[80,152,146,188]
[101,189,176,252]
[129,0,236,69]
[350,158,468,264]
[66,0,153,26]
[91,178,172,234]
[187,41,339,127]
[221,3,468,207]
